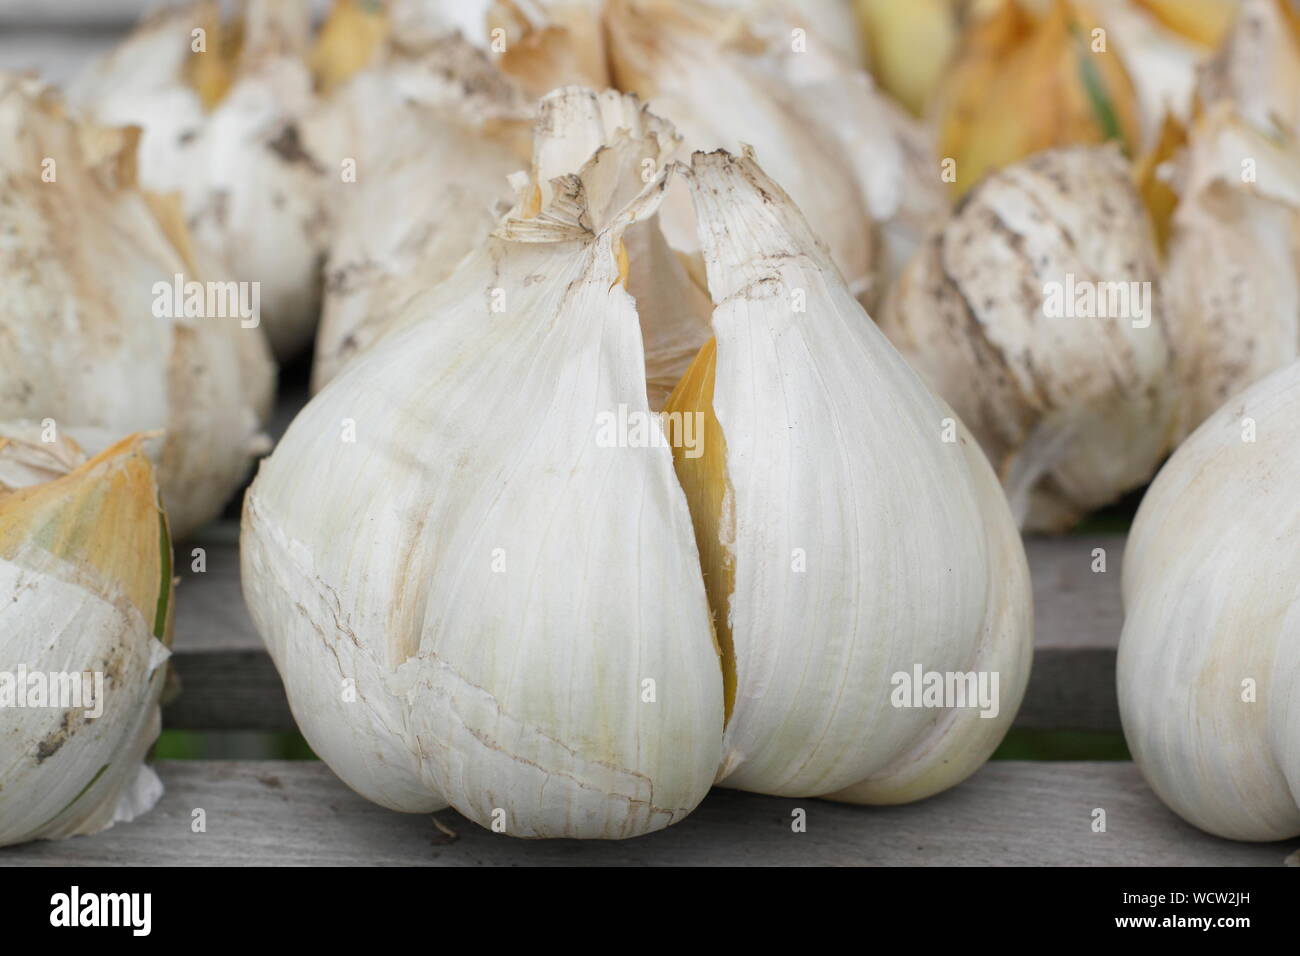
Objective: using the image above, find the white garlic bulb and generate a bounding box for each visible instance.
[242,90,1032,838]
[69,0,330,360]
[880,145,1179,532]
[1163,103,1300,434]
[305,32,533,393]
[0,427,172,847]
[1118,360,1300,841]
[0,77,274,540]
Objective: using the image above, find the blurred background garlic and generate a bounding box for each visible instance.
[0,427,173,847]
[879,145,1178,532]
[1162,104,1300,434]
[593,0,881,303]
[1197,0,1300,142]
[69,0,331,360]
[1118,361,1300,841]
[305,24,534,393]
[0,76,274,540]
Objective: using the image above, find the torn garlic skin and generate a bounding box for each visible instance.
[242,91,1032,839]
[0,427,173,847]
[1119,362,1300,841]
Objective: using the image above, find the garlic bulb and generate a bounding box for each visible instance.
[1118,361,1300,841]
[306,32,533,393]
[69,0,330,360]
[0,77,274,540]
[242,90,1032,838]
[0,427,172,847]
[880,145,1178,532]
[1163,104,1300,433]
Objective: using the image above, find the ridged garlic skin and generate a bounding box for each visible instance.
[244,91,723,839]
[1118,362,1300,841]
[0,431,172,847]
[0,79,274,540]
[678,151,1032,801]
[880,146,1179,532]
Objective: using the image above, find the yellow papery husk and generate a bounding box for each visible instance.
[937,0,1141,196]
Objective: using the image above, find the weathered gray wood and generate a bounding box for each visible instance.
[1,760,1292,866]
[167,524,1127,732]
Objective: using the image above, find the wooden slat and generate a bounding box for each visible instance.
[167,524,1126,732]
[1,760,1292,866]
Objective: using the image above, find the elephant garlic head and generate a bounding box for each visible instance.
[242,89,1032,838]
[0,428,172,847]
[1119,361,1300,841]
[880,144,1179,532]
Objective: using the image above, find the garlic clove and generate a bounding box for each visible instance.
[666,148,1032,799]
[1119,361,1300,841]
[879,145,1179,532]
[0,430,172,846]
[244,90,723,839]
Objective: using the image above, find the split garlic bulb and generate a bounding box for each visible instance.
[306,32,533,393]
[242,90,1032,838]
[0,77,274,540]
[0,428,172,847]
[1118,361,1300,841]
[70,0,330,359]
[1163,104,1300,434]
[879,145,1179,532]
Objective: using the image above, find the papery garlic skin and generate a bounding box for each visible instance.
[665,149,1032,801]
[880,145,1178,532]
[1164,105,1300,434]
[69,0,329,360]
[306,33,533,393]
[0,78,274,540]
[0,429,172,847]
[243,90,722,839]
[1118,362,1300,841]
